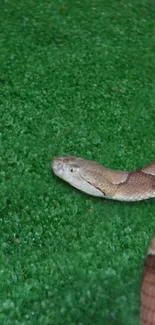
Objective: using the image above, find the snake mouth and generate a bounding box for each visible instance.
[81,176,105,196]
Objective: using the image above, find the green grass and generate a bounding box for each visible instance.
[0,0,155,324]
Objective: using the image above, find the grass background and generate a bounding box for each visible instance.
[0,0,155,324]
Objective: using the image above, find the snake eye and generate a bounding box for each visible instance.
[69,164,79,173]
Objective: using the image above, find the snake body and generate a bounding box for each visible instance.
[52,156,155,324]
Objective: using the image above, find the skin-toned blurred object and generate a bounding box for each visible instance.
[141,236,155,325]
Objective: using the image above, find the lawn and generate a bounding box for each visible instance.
[0,0,155,324]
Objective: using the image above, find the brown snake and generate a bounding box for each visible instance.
[52,156,155,324]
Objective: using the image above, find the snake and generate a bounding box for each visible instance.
[52,156,155,324]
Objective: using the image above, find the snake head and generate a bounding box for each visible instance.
[52,156,80,180]
[52,156,105,197]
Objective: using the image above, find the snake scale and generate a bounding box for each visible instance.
[52,156,155,324]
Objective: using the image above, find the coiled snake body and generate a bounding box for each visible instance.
[52,156,155,324]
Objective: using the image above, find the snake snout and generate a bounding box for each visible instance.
[51,159,59,171]
[51,157,64,176]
